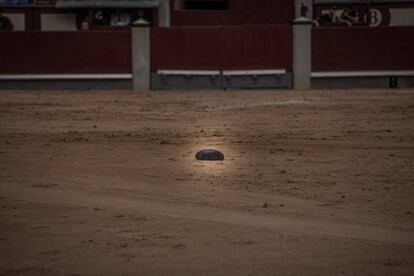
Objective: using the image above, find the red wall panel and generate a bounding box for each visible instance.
[0,31,132,75]
[171,0,294,26]
[222,25,292,70]
[151,27,224,70]
[151,25,292,71]
[230,0,294,26]
[312,26,414,72]
[171,11,231,26]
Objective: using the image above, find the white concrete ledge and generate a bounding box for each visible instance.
[0,74,132,80]
[157,70,221,76]
[157,70,288,76]
[312,71,414,78]
[223,69,286,76]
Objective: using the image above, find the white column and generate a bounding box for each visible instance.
[132,25,151,91]
[292,17,312,90]
[158,0,171,27]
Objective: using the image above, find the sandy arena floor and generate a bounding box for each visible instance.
[0,89,413,275]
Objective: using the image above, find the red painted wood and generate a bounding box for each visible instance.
[230,0,294,26]
[171,0,294,26]
[151,27,224,70]
[312,26,414,71]
[171,11,231,26]
[0,31,132,74]
[222,25,292,70]
[151,25,292,71]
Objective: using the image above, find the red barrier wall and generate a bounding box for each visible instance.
[151,27,223,70]
[230,0,294,26]
[151,25,292,71]
[223,26,292,70]
[312,26,414,72]
[171,11,231,26]
[171,0,294,26]
[0,31,131,75]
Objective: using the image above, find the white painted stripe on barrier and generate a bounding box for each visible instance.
[312,71,414,78]
[223,69,286,76]
[0,74,132,80]
[157,70,221,76]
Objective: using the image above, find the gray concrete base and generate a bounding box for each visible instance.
[1,76,411,91]
[223,73,292,89]
[152,73,222,90]
[312,76,414,89]
[0,80,132,90]
[398,77,414,88]
[152,73,292,90]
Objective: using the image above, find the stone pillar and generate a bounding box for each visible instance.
[131,24,151,91]
[159,0,171,27]
[292,17,312,90]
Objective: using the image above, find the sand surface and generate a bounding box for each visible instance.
[0,89,413,275]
